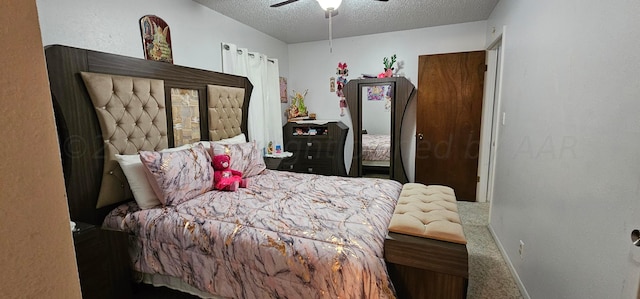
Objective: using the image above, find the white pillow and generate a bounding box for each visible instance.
[217,133,247,144]
[114,144,191,209]
[194,133,247,152]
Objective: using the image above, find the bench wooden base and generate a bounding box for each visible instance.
[385,232,468,299]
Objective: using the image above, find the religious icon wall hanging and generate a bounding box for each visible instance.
[140,15,173,63]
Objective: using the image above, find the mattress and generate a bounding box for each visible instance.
[103,169,402,298]
[362,134,391,162]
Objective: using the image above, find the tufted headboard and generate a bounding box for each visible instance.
[45,45,253,225]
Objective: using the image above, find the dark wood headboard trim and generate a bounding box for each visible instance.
[45,45,253,224]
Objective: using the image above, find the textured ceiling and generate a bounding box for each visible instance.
[194,0,499,44]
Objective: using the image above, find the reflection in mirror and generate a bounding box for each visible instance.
[361,84,392,178]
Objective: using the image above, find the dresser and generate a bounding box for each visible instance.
[280,121,348,176]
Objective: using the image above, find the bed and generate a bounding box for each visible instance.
[103,171,401,298]
[46,45,404,298]
[361,133,391,168]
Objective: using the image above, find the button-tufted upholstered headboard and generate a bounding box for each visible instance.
[46,45,253,224]
[207,84,245,141]
[81,72,168,208]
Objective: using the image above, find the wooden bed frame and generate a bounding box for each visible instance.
[45,44,252,225]
[46,45,468,298]
[386,233,468,299]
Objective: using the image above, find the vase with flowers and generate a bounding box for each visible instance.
[378,54,397,78]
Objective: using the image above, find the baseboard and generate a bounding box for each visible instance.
[487,224,531,299]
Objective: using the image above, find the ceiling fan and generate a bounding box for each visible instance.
[270,0,389,13]
[271,0,388,52]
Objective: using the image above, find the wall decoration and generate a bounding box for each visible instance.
[377,54,397,78]
[140,15,173,63]
[367,85,387,101]
[286,89,308,120]
[336,62,349,116]
[279,77,288,103]
[171,88,200,146]
[367,85,393,110]
[330,77,336,92]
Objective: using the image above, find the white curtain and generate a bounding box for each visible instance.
[221,42,283,152]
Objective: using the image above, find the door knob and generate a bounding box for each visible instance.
[417,133,424,140]
[631,229,640,246]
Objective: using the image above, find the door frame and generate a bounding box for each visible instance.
[476,33,505,203]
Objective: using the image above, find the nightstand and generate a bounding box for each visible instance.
[264,156,286,170]
[72,222,132,299]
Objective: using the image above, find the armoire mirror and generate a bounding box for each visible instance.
[344,77,415,183]
[361,84,392,178]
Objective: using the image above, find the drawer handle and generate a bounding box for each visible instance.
[289,165,294,170]
[308,167,313,172]
[307,142,312,147]
[307,155,313,160]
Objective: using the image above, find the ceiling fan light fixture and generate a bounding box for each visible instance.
[316,0,342,11]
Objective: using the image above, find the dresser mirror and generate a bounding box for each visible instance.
[361,84,392,178]
[344,77,414,183]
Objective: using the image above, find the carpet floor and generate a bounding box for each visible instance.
[458,201,524,299]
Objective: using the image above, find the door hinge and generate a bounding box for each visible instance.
[484,64,488,72]
[477,176,480,182]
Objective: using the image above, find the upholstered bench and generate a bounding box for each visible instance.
[385,183,468,299]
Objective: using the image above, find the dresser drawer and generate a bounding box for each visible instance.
[296,151,341,161]
[280,161,333,175]
[282,151,340,163]
[285,138,334,152]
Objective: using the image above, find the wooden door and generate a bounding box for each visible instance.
[416,51,485,201]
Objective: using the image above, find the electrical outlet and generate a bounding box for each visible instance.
[519,240,525,259]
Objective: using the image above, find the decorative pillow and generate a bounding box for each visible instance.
[212,141,266,178]
[140,144,214,206]
[194,133,247,152]
[114,144,192,209]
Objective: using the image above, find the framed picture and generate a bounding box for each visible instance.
[140,15,173,63]
[366,85,391,101]
[170,88,200,146]
[279,77,288,103]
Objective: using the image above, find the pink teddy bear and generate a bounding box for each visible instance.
[212,154,248,191]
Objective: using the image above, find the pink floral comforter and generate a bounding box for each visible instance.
[103,170,402,298]
[362,134,391,161]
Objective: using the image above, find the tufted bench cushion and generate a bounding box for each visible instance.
[389,183,467,244]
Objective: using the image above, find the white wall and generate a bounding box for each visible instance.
[36,1,487,181]
[288,21,487,179]
[487,1,640,298]
[36,0,289,77]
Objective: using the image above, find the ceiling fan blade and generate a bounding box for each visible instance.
[270,0,299,7]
